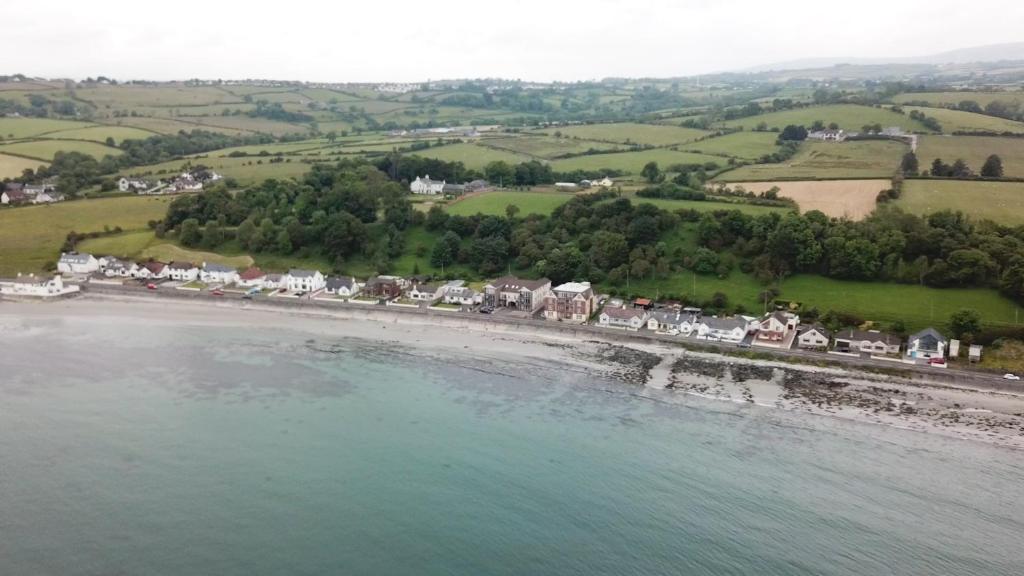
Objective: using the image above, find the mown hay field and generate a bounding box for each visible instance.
[717,179,889,220]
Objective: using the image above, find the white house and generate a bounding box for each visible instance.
[593,176,614,188]
[797,325,832,350]
[554,182,579,191]
[0,274,70,297]
[807,129,847,142]
[263,273,286,290]
[201,262,239,285]
[407,282,444,302]
[410,175,446,195]
[832,328,901,355]
[101,257,136,278]
[167,261,199,282]
[756,311,800,343]
[118,177,157,193]
[57,252,99,275]
[286,269,326,293]
[647,309,696,334]
[906,328,947,360]
[324,276,361,297]
[237,267,267,288]
[443,286,481,306]
[696,317,749,343]
[133,261,168,279]
[599,306,649,331]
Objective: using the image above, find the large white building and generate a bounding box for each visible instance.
[410,175,446,195]
[285,269,326,293]
[200,263,239,285]
[0,274,73,297]
[57,252,99,275]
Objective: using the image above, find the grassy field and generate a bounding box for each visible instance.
[895,180,1024,226]
[0,153,47,178]
[135,156,318,184]
[45,125,158,144]
[480,135,621,159]
[0,117,96,139]
[0,196,171,275]
[76,85,239,108]
[721,104,930,132]
[0,139,122,161]
[680,131,781,160]
[903,106,1024,134]
[539,122,708,146]
[76,230,161,258]
[917,135,1024,177]
[409,142,531,170]
[623,196,792,216]
[716,140,905,181]
[893,91,1024,108]
[714,180,888,219]
[550,149,725,175]
[141,243,255,268]
[445,191,575,216]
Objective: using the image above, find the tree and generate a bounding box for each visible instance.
[430,230,461,268]
[778,124,808,141]
[950,159,972,178]
[900,152,919,175]
[484,161,515,186]
[201,221,224,249]
[179,218,201,247]
[590,231,629,271]
[505,204,520,219]
[322,212,367,260]
[640,161,661,183]
[949,309,982,340]
[981,154,1004,178]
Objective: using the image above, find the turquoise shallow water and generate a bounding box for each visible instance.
[1,314,1023,575]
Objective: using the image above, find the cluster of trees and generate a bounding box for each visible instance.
[907,109,942,132]
[946,99,1024,123]
[248,100,314,123]
[0,94,79,119]
[373,154,621,187]
[924,155,1004,178]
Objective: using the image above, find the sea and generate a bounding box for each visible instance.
[1,311,1023,576]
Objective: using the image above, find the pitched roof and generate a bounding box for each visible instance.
[59,252,94,264]
[801,324,833,339]
[3,189,28,201]
[488,276,550,291]
[326,276,355,290]
[701,317,748,331]
[909,327,947,343]
[602,306,644,320]
[239,267,265,281]
[203,263,236,273]
[834,328,898,345]
[143,261,166,274]
[288,269,319,278]
[552,281,592,294]
[168,261,196,270]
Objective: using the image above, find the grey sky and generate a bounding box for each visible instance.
[3,0,1022,82]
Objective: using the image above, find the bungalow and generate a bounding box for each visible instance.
[696,317,749,343]
[797,325,832,350]
[833,328,901,356]
[757,311,800,343]
[137,261,168,279]
[167,261,199,282]
[285,269,326,293]
[647,309,695,334]
[57,252,99,275]
[906,327,948,360]
[324,276,361,297]
[484,276,552,312]
[364,275,404,299]
[201,262,239,285]
[237,267,267,288]
[599,306,649,331]
[543,281,597,322]
[0,274,66,297]
[263,273,286,290]
[444,286,481,306]
[410,175,445,195]
[408,282,444,302]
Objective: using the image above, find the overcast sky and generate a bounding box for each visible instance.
[3,0,1021,82]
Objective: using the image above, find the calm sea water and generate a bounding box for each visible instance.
[2,313,1023,576]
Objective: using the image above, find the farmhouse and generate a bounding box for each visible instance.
[410,175,446,195]
[201,262,239,285]
[1,187,29,205]
[906,328,948,361]
[57,252,100,275]
[797,325,832,350]
[167,261,199,282]
[118,177,161,194]
[807,129,847,142]
[285,269,326,293]
[324,276,360,297]
[833,329,901,356]
[598,306,648,331]
[543,281,597,322]
[483,276,552,312]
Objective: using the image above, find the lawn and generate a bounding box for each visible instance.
[409,142,532,170]
[0,196,172,275]
[716,140,905,181]
[0,139,122,161]
[141,243,254,268]
[76,230,161,258]
[0,152,47,179]
[902,106,1024,134]
[539,122,709,146]
[680,131,781,160]
[721,104,931,133]
[445,191,575,216]
[0,117,96,139]
[895,180,1024,226]
[916,135,1024,177]
[550,149,725,175]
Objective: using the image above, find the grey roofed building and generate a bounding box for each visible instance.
[288,268,317,278]
[602,306,646,320]
[465,179,491,192]
[4,182,24,192]
[325,276,356,291]
[203,262,236,273]
[168,261,196,270]
[701,316,748,331]
[59,253,94,265]
[834,328,898,346]
[442,183,466,194]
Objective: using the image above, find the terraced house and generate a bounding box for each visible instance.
[543,282,597,322]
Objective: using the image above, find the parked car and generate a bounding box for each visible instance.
[1003,373,1020,381]
[479,306,494,314]
[211,289,224,296]
[928,357,946,365]
[146,283,157,290]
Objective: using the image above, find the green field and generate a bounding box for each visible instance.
[716,140,905,181]
[917,135,1024,177]
[624,196,793,216]
[0,139,122,161]
[903,106,1024,134]
[680,131,781,160]
[895,180,1024,226]
[721,104,931,132]
[45,125,158,144]
[409,142,531,170]
[539,122,708,146]
[0,153,47,178]
[0,196,172,275]
[142,243,255,268]
[0,117,96,139]
[893,91,1024,108]
[76,230,160,258]
[480,135,622,159]
[76,85,239,108]
[136,156,318,184]
[445,191,575,216]
[550,149,725,175]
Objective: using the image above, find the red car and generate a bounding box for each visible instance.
[146,283,157,290]
[211,289,224,296]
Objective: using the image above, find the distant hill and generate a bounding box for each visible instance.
[743,42,1024,73]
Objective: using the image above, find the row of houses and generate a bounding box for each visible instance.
[118,169,222,195]
[409,176,492,196]
[1,182,63,205]
[798,325,953,362]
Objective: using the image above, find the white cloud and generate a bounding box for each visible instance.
[1,0,1021,81]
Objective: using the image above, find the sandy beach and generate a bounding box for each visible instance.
[5,294,1024,450]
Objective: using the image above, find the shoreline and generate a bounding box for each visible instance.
[5,294,1024,450]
